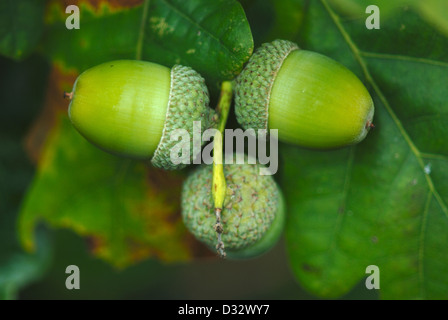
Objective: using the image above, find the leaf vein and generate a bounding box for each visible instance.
[136,0,151,60]
[404,112,448,124]
[360,51,448,68]
[322,147,355,282]
[421,153,448,161]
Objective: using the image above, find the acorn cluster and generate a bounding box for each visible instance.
[66,39,374,259]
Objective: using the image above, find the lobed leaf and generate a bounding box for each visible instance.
[283,0,448,299]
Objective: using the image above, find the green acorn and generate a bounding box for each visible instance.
[67,60,217,170]
[234,39,375,149]
[181,160,285,259]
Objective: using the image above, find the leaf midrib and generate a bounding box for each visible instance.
[361,51,448,67]
[136,0,151,60]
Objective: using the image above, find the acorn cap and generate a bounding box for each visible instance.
[181,160,285,259]
[151,64,216,170]
[234,40,298,132]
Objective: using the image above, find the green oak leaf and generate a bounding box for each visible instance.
[42,0,253,90]
[266,0,304,42]
[240,0,304,46]
[19,111,200,269]
[0,227,50,300]
[282,0,448,299]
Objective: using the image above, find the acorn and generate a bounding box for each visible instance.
[181,159,285,259]
[67,60,217,170]
[234,39,375,149]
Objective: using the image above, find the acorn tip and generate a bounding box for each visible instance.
[366,121,375,129]
[63,91,73,100]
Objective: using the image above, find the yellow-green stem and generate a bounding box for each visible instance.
[212,81,233,258]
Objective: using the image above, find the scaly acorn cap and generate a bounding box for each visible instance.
[181,160,285,259]
[234,39,374,149]
[68,60,217,170]
[235,40,299,132]
[151,64,216,170]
